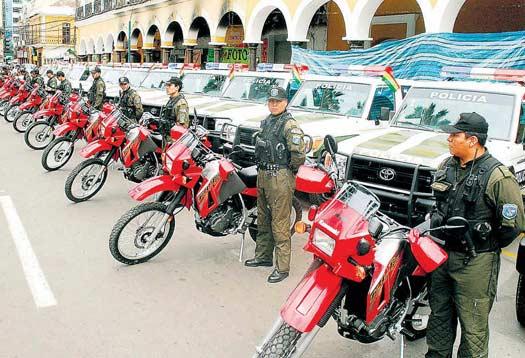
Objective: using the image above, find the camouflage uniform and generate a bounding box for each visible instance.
[426,151,525,358]
[119,87,143,121]
[58,79,72,98]
[46,76,58,93]
[160,94,190,130]
[88,77,106,110]
[30,75,44,88]
[254,110,305,273]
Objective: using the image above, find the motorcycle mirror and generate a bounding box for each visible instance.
[303,134,313,154]
[368,216,383,238]
[323,135,337,156]
[444,216,469,234]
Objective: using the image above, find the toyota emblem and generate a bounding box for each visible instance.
[379,167,396,181]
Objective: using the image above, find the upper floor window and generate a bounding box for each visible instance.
[62,23,71,44]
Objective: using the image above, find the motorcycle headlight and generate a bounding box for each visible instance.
[333,154,348,180]
[312,229,336,256]
[311,136,324,153]
[221,123,237,143]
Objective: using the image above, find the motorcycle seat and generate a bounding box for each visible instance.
[238,165,258,188]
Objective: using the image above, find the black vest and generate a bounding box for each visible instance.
[255,111,292,167]
[119,88,137,119]
[432,153,501,252]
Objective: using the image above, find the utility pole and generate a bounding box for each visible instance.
[127,13,131,63]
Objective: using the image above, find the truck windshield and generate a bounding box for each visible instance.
[182,73,226,95]
[222,76,285,103]
[392,87,515,141]
[289,80,370,118]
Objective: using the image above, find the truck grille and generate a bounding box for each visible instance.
[194,115,215,130]
[238,126,259,146]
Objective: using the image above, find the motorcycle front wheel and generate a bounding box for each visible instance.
[64,157,108,203]
[109,202,176,265]
[41,137,75,171]
[5,105,20,123]
[248,197,303,242]
[257,322,302,358]
[24,121,55,150]
[0,101,9,117]
[12,110,33,132]
[517,274,525,326]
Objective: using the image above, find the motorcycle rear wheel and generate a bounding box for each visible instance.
[257,322,302,358]
[41,137,75,171]
[517,274,525,326]
[109,202,176,265]
[12,111,33,132]
[5,105,20,123]
[248,197,303,242]
[64,157,108,203]
[24,121,55,150]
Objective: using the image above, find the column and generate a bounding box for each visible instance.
[184,45,194,64]
[246,43,259,71]
[161,47,170,64]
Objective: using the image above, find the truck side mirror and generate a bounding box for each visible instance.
[380,107,390,121]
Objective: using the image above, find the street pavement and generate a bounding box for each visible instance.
[0,121,524,358]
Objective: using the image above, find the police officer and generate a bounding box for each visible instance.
[118,76,143,121]
[30,68,44,88]
[45,69,58,93]
[56,71,72,98]
[88,66,106,110]
[244,86,305,283]
[19,67,30,83]
[426,112,525,358]
[159,76,189,134]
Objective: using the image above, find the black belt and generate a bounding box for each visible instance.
[258,163,288,171]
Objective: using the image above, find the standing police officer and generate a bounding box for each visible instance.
[426,112,525,358]
[159,76,189,133]
[45,69,58,93]
[88,66,106,110]
[118,76,143,121]
[56,71,72,98]
[245,86,305,283]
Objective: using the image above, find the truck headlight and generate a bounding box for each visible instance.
[221,123,237,143]
[214,117,232,132]
[312,229,335,256]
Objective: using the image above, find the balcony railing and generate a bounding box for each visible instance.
[76,0,151,20]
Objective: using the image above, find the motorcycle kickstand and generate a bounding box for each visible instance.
[238,232,245,263]
[399,334,404,358]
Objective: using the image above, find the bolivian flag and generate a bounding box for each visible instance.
[179,64,186,78]
[228,65,235,81]
[381,67,400,92]
[292,64,303,85]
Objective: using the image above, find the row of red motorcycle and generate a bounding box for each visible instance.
[0,71,470,357]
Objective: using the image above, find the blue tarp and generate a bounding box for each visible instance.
[291,31,525,81]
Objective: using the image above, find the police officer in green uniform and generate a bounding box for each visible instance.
[30,68,44,88]
[56,71,72,98]
[118,76,143,121]
[426,112,525,358]
[245,86,305,283]
[19,68,31,83]
[45,69,58,93]
[88,66,106,110]
[159,76,189,135]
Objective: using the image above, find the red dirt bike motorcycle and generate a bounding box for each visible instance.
[23,91,81,150]
[254,137,467,358]
[64,108,165,203]
[4,80,31,123]
[13,85,48,133]
[41,98,107,171]
[107,125,330,266]
[0,77,18,116]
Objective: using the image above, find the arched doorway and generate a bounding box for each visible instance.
[116,31,128,63]
[370,0,426,46]
[165,21,184,63]
[187,17,211,65]
[215,11,245,63]
[145,25,162,63]
[454,0,525,33]
[298,1,348,51]
[130,28,143,63]
[262,9,290,64]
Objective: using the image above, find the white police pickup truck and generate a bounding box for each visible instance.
[228,66,412,166]
[334,66,525,224]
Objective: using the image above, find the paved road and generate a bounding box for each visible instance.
[0,122,523,357]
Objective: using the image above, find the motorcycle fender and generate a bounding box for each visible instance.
[19,102,33,111]
[54,123,77,136]
[280,264,342,333]
[79,140,113,158]
[33,109,55,119]
[517,236,525,274]
[129,175,181,201]
[295,165,334,194]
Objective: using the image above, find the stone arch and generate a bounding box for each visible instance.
[290,0,352,41]
[145,23,161,47]
[86,38,95,54]
[105,33,114,53]
[79,39,87,56]
[186,15,212,45]
[130,28,143,48]
[164,20,185,47]
[348,0,432,40]
[116,31,128,51]
[214,11,244,44]
[244,0,293,43]
[95,36,104,54]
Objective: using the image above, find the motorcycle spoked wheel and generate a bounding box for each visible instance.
[41,136,75,171]
[64,157,108,203]
[248,196,303,242]
[5,105,20,123]
[109,202,176,265]
[0,101,9,117]
[12,110,33,132]
[517,273,525,326]
[24,121,55,150]
[256,322,302,358]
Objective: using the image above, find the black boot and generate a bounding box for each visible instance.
[244,258,273,267]
[267,269,289,283]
